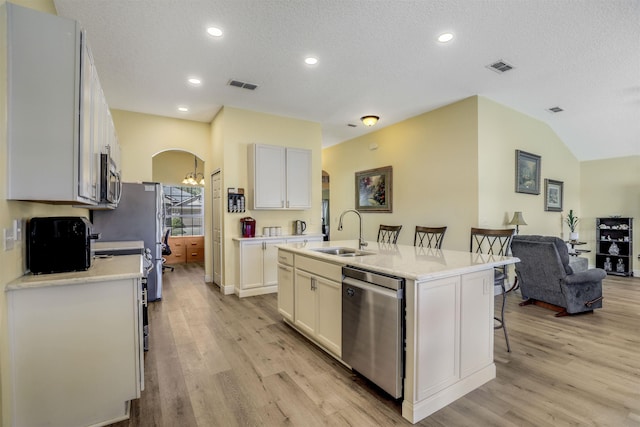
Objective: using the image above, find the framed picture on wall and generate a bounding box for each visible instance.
[544,179,563,211]
[355,166,392,212]
[515,150,541,194]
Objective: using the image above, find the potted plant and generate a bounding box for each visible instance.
[566,210,580,241]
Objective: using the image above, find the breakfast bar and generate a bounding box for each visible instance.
[276,240,519,424]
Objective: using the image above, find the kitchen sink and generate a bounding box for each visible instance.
[310,247,375,257]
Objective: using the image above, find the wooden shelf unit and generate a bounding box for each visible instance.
[595,217,633,277]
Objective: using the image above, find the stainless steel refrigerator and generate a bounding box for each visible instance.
[92,182,164,301]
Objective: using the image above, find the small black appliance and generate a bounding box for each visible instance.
[28,217,100,274]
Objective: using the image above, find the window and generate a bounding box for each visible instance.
[162,185,204,236]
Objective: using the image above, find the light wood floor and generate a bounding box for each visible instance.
[113,263,640,427]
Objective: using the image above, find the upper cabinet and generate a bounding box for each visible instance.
[247,143,312,210]
[6,4,120,205]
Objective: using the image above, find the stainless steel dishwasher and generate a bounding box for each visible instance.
[342,266,405,399]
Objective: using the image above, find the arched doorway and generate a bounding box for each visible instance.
[152,150,206,265]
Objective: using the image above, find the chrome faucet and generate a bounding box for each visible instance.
[338,209,367,249]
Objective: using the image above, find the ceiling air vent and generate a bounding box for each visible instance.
[347,123,357,127]
[548,106,564,113]
[228,79,258,90]
[486,60,515,73]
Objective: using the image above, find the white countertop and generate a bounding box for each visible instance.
[277,240,519,281]
[93,240,145,252]
[233,233,324,241]
[6,255,143,291]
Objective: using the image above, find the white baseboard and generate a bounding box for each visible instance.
[235,285,278,298]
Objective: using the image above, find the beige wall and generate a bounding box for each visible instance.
[152,150,205,185]
[581,156,640,274]
[323,97,479,250]
[323,96,585,252]
[478,97,581,237]
[111,110,210,184]
[213,107,323,288]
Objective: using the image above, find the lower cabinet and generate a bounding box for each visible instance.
[165,235,204,264]
[6,258,144,427]
[277,251,295,321]
[283,253,342,358]
[411,269,493,402]
[237,239,285,297]
[236,235,323,298]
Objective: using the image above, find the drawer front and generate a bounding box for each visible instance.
[186,236,204,250]
[277,250,295,266]
[295,255,342,282]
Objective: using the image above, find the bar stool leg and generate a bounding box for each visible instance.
[495,281,511,352]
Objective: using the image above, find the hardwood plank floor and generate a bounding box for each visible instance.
[113,264,640,426]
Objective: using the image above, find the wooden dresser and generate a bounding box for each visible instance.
[164,235,204,264]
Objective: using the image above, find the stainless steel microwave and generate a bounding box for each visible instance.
[100,152,121,205]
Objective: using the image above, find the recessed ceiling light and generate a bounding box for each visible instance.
[177,106,189,112]
[207,27,223,37]
[437,33,454,43]
[187,77,202,86]
[304,57,318,65]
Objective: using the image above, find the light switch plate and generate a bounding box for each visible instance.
[14,219,23,243]
[4,228,15,251]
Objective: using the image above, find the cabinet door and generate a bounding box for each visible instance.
[252,144,286,209]
[315,276,342,357]
[239,241,265,289]
[460,270,493,377]
[8,278,140,426]
[79,38,96,201]
[294,270,316,335]
[415,276,460,401]
[286,148,312,209]
[277,264,295,322]
[263,240,285,285]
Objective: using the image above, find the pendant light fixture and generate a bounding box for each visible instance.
[182,155,205,186]
[360,115,379,127]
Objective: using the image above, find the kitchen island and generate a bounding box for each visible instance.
[276,240,519,424]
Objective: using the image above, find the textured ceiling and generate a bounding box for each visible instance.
[53,0,639,161]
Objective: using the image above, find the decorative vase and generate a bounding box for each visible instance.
[569,232,579,241]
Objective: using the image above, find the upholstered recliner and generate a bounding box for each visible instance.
[511,235,606,316]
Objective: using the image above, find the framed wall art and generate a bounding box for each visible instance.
[355,166,392,212]
[544,179,563,211]
[515,150,541,194]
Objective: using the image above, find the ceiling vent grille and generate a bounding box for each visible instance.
[228,79,258,90]
[548,106,564,113]
[486,60,515,73]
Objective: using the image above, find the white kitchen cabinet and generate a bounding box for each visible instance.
[285,147,312,209]
[237,235,323,298]
[6,255,144,427]
[247,144,312,210]
[236,238,285,297]
[293,255,342,357]
[277,250,295,321]
[411,269,493,402]
[6,4,119,205]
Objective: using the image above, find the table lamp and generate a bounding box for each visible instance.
[509,211,527,234]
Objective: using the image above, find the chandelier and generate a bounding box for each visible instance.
[182,155,205,185]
